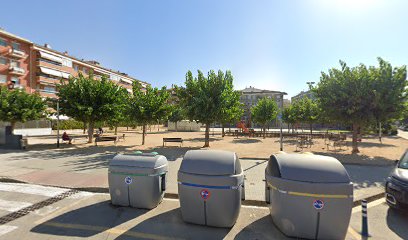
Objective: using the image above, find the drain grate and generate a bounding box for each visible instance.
[0,189,78,225]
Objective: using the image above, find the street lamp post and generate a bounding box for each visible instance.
[56,100,60,148]
[280,94,283,151]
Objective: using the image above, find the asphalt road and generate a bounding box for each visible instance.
[0,182,406,240]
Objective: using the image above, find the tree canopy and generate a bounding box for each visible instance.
[128,82,171,145]
[177,70,241,147]
[57,72,128,143]
[315,58,407,153]
[0,86,47,132]
[251,97,278,138]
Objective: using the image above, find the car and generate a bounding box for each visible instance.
[385,149,408,209]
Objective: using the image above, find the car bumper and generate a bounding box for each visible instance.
[386,179,408,208]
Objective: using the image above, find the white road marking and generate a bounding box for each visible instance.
[0,182,68,197]
[352,198,386,213]
[0,199,32,212]
[0,225,18,236]
[66,191,95,199]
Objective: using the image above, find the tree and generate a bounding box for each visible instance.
[57,72,128,143]
[315,59,407,153]
[369,58,407,142]
[168,106,185,132]
[129,82,171,145]
[251,97,278,138]
[282,105,296,133]
[0,86,47,132]
[106,89,129,135]
[220,90,243,137]
[177,70,240,147]
[294,97,320,134]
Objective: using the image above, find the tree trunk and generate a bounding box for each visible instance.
[310,123,313,135]
[352,123,360,154]
[263,126,266,139]
[288,123,290,133]
[127,126,129,131]
[87,121,94,143]
[114,126,118,135]
[222,124,225,137]
[83,122,86,134]
[379,122,382,143]
[10,121,16,134]
[175,121,178,132]
[204,123,210,147]
[142,124,146,145]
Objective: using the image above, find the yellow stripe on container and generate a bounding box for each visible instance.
[288,191,349,199]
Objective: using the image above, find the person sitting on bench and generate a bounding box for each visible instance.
[62,131,73,144]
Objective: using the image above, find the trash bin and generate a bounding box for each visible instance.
[265,153,353,240]
[109,152,168,209]
[178,150,245,227]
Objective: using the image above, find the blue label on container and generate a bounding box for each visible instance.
[125,176,132,185]
[313,199,324,210]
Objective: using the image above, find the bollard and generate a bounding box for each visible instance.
[361,199,369,237]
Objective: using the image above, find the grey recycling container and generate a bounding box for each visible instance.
[265,153,353,240]
[178,150,245,228]
[109,153,168,209]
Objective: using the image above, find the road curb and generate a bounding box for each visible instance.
[0,177,384,207]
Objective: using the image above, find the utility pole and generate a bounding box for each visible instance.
[57,100,60,148]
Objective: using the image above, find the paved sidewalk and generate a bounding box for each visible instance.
[0,148,392,202]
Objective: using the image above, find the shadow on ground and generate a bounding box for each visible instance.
[2,145,131,172]
[31,201,149,238]
[386,208,408,239]
[234,215,290,240]
[142,146,201,161]
[115,208,230,240]
[313,151,397,166]
[231,139,262,144]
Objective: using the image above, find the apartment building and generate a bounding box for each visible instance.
[0,29,148,99]
[0,30,32,92]
[291,89,315,102]
[239,86,287,127]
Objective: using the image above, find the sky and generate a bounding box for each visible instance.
[0,0,407,98]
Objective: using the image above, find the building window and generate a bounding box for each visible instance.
[0,74,6,83]
[73,64,79,71]
[83,67,88,74]
[11,77,19,86]
[0,57,7,65]
[0,38,6,47]
[12,42,20,50]
[62,58,72,68]
[10,60,20,68]
[44,86,56,93]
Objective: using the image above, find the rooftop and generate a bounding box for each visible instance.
[240,86,287,95]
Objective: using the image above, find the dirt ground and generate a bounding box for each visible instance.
[25,127,407,166]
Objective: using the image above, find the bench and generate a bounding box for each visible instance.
[95,134,125,146]
[163,137,183,147]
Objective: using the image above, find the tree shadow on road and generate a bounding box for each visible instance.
[231,139,262,144]
[115,207,230,240]
[234,215,290,240]
[386,207,408,239]
[31,200,149,238]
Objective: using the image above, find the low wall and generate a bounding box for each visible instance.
[168,120,201,132]
[13,128,52,136]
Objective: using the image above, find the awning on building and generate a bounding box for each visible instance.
[120,78,133,84]
[39,51,63,63]
[39,67,70,79]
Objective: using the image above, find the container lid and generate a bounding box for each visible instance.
[179,150,238,176]
[110,153,168,169]
[270,154,350,183]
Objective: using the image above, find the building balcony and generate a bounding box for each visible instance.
[9,66,25,75]
[8,48,25,58]
[37,76,58,85]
